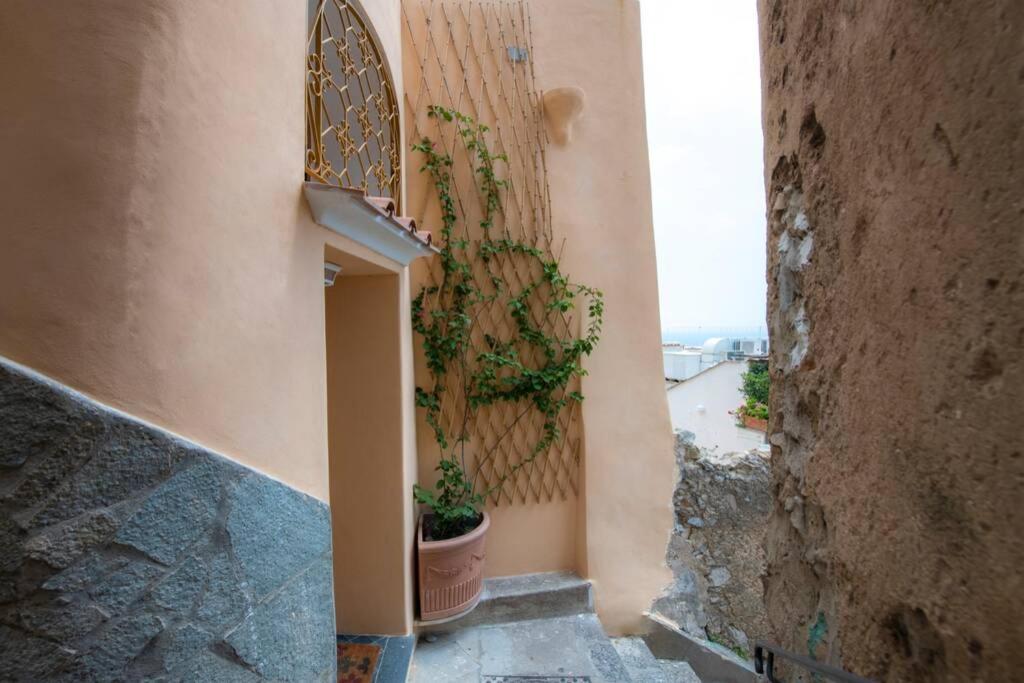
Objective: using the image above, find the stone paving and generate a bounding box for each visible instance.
[410,571,716,682]
[611,636,701,683]
[411,613,631,683]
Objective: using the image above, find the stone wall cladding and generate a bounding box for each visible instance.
[653,431,771,658]
[0,358,336,682]
[758,1,1023,680]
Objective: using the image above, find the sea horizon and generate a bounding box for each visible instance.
[661,325,768,346]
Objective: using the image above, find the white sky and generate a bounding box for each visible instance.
[639,0,767,331]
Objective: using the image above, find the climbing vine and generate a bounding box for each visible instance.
[412,106,603,540]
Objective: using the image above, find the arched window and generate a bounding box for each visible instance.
[306,0,401,209]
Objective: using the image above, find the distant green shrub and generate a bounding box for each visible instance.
[737,359,769,424]
[743,397,769,421]
[740,359,769,405]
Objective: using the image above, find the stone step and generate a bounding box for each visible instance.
[660,660,706,683]
[412,613,631,683]
[642,612,758,683]
[612,636,702,683]
[417,571,593,632]
[612,636,668,682]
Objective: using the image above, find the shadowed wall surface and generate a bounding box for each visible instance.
[758,1,1023,680]
[326,272,417,635]
[0,358,336,681]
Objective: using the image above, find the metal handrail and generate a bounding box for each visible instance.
[754,642,877,683]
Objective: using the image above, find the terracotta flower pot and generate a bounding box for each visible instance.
[417,511,490,622]
[742,414,769,432]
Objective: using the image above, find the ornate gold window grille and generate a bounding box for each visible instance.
[306,0,402,209]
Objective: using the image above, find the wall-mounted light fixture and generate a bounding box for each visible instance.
[507,46,529,64]
[324,262,342,287]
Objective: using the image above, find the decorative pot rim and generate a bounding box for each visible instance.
[417,510,490,554]
[742,415,769,432]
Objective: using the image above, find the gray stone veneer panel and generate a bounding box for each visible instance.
[0,358,337,682]
[224,558,336,682]
[226,472,332,600]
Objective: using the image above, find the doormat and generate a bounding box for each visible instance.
[482,678,591,683]
[337,642,381,683]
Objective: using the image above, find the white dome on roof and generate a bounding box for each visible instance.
[701,337,731,354]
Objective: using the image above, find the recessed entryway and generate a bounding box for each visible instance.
[323,246,412,638]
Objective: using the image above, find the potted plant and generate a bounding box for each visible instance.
[735,359,770,432]
[411,106,602,621]
[414,460,490,621]
[736,398,769,432]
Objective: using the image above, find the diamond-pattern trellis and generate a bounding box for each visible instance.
[403,0,584,505]
[307,0,402,207]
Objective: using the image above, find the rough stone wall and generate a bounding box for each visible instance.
[0,359,336,681]
[758,1,1024,680]
[653,432,771,658]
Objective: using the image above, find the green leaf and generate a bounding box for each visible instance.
[409,105,604,523]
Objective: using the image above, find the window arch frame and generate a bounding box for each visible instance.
[306,0,402,211]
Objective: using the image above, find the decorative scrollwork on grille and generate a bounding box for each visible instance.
[306,0,402,208]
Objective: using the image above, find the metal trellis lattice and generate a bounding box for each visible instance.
[404,0,585,505]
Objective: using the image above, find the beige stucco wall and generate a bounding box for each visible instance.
[0,0,414,634]
[326,270,416,635]
[0,1,411,507]
[3,0,674,635]
[532,0,675,636]
[483,501,578,578]
[0,0,334,499]
[402,0,674,633]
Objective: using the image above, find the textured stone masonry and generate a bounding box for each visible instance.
[653,431,771,658]
[758,1,1023,679]
[0,358,336,681]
